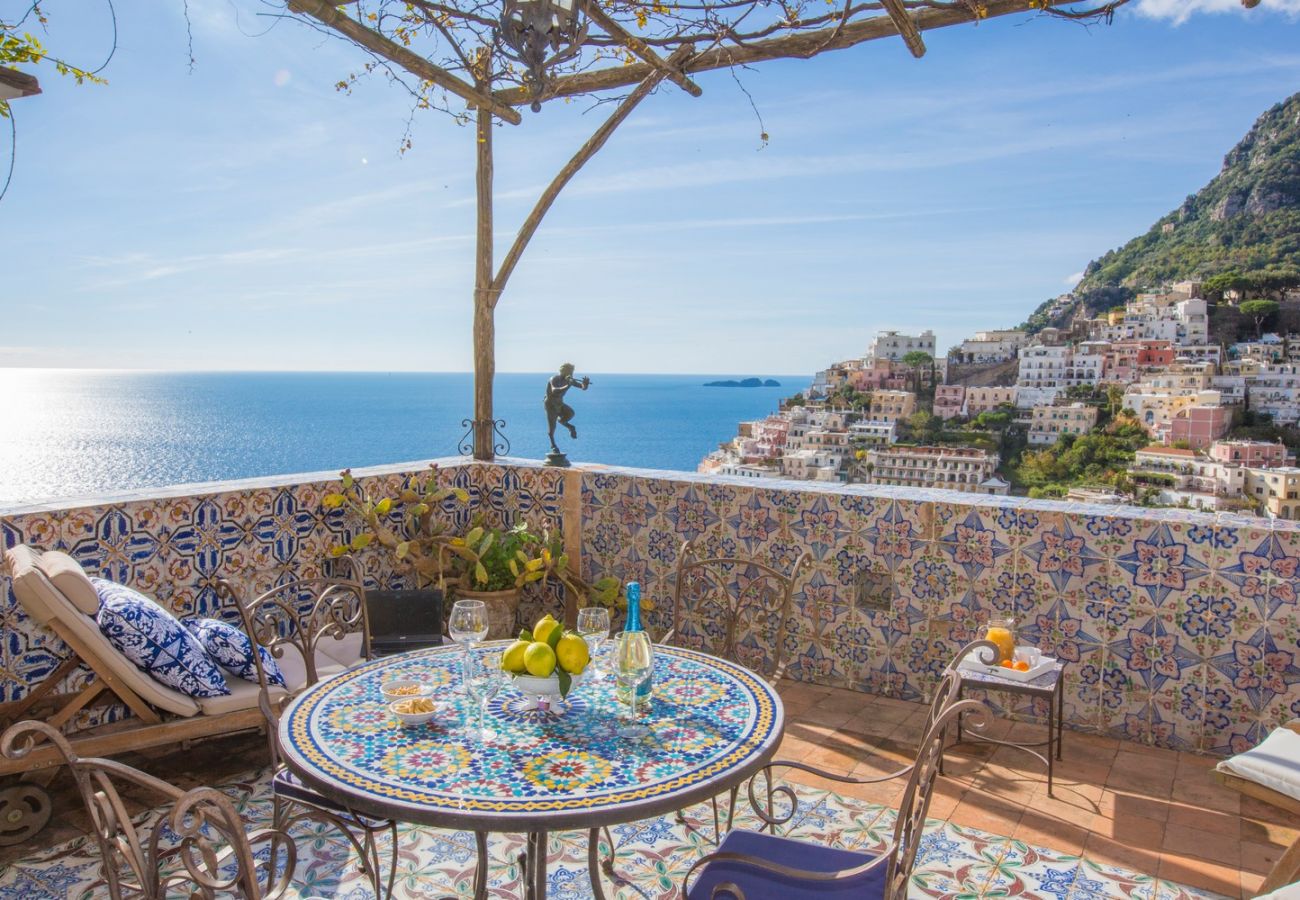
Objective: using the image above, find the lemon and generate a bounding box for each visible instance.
[533,614,561,645]
[502,640,530,674]
[523,641,557,677]
[555,633,590,675]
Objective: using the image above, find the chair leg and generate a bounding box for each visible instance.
[725,784,739,833]
[710,794,721,844]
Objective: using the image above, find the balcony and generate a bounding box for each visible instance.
[2,457,1299,897]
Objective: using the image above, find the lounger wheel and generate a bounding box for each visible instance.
[0,782,51,846]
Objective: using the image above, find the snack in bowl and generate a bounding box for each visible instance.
[381,679,431,700]
[390,697,439,727]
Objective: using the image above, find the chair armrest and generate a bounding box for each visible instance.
[683,839,894,898]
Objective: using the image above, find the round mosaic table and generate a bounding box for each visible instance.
[277,641,784,899]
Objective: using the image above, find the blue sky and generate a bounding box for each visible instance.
[2,0,1300,374]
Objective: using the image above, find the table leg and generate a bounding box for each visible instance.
[473,831,488,900]
[587,828,607,900]
[1056,679,1064,760]
[1047,689,1055,796]
[524,829,548,900]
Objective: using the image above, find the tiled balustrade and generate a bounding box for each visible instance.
[3,457,1299,756]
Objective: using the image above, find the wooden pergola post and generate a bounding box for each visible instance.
[473,63,497,462]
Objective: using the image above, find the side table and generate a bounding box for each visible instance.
[948,660,1066,795]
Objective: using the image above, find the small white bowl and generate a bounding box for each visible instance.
[1014,645,1042,667]
[381,679,433,701]
[389,698,440,727]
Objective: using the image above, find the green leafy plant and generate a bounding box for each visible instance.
[322,464,635,609]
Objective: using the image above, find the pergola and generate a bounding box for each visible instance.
[282,0,1138,461]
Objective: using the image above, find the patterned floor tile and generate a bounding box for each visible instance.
[0,768,1229,900]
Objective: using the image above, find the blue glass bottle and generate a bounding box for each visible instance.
[615,581,653,709]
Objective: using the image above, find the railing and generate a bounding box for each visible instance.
[4,456,1298,757]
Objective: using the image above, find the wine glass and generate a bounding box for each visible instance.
[463,649,502,742]
[576,606,611,680]
[614,630,653,740]
[448,599,489,694]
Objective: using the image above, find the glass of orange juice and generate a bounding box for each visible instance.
[984,616,1017,663]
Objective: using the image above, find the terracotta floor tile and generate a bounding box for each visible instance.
[1100,789,1173,823]
[1158,854,1243,898]
[1096,812,1166,853]
[1241,818,1300,846]
[1163,822,1240,867]
[801,742,862,775]
[948,794,1024,834]
[796,706,856,730]
[1106,766,1174,798]
[1014,809,1090,855]
[1170,773,1242,813]
[1165,800,1240,838]
[1241,839,1286,876]
[1082,833,1163,874]
[1242,794,1298,826]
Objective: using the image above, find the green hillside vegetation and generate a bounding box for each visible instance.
[1020,92,1300,331]
[1011,416,1151,500]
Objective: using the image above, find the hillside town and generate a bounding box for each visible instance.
[699,280,1300,517]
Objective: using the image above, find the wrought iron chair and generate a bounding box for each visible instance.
[0,720,296,899]
[663,539,812,840]
[220,566,399,899]
[682,641,997,900]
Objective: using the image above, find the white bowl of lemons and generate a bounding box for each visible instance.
[503,614,591,710]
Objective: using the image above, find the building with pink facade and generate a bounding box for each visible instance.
[933,385,965,420]
[1168,405,1231,450]
[1208,440,1294,468]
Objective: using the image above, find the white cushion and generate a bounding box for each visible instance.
[273,644,351,694]
[195,675,286,716]
[7,547,200,718]
[33,551,101,616]
[321,632,365,668]
[1218,723,1300,804]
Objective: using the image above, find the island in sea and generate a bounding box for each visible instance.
[704,377,781,387]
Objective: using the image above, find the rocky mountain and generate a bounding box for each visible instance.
[1023,91,1300,329]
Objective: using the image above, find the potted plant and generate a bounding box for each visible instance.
[323,465,633,638]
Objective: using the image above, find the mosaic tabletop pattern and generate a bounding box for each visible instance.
[280,643,783,830]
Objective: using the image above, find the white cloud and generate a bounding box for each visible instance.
[1065,271,1085,287]
[1135,0,1300,25]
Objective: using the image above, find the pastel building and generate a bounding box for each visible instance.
[933,385,966,420]
[1027,403,1100,446]
[1168,405,1231,450]
[964,386,1018,416]
[869,390,917,424]
[863,445,1005,494]
[868,330,936,362]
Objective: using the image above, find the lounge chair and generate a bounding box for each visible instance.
[1215,720,1300,895]
[0,544,364,842]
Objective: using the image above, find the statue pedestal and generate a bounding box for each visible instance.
[543,450,571,468]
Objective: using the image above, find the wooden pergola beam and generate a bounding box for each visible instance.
[881,0,926,58]
[0,66,41,101]
[580,0,703,98]
[495,0,1079,105]
[286,0,523,125]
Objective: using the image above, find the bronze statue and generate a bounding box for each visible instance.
[544,363,590,466]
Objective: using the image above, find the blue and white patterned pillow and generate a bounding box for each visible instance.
[92,579,230,699]
[184,618,286,688]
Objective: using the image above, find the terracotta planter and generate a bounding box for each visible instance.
[453,587,522,640]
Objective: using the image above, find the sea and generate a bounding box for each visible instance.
[0,370,803,506]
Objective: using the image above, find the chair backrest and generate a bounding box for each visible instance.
[878,640,995,899]
[667,539,811,682]
[220,564,370,766]
[0,720,294,899]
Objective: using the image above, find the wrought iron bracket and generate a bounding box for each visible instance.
[459,418,511,457]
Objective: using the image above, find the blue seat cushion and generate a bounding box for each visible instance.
[687,829,886,900]
[273,769,388,829]
[92,579,229,699]
[184,617,286,688]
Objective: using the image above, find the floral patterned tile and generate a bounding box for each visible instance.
[0,768,1229,900]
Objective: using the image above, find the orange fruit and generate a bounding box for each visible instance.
[1014,660,1030,672]
[999,659,1013,668]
